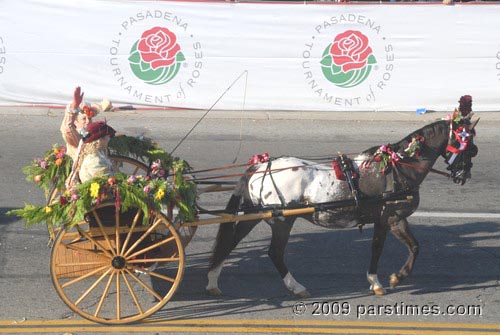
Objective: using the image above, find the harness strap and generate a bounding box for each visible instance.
[259,160,287,208]
[337,154,361,206]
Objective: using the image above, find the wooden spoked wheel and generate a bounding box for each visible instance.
[46,156,149,243]
[109,155,150,177]
[50,202,185,324]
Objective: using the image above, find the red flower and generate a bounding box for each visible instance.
[83,105,96,118]
[138,27,181,70]
[330,30,373,72]
[59,196,68,205]
[108,177,117,186]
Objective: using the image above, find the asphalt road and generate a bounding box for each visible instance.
[0,110,499,334]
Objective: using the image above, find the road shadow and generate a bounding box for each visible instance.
[0,207,20,225]
[150,218,500,320]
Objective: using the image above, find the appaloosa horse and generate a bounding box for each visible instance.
[206,115,479,297]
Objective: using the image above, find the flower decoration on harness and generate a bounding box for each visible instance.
[373,145,403,174]
[404,136,425,158]
[248,152,269,166]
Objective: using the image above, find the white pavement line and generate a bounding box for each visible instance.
[414,211,500,219]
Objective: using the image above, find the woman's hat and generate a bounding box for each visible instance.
[83,121,116,143]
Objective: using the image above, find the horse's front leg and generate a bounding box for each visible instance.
[388,217,419,289]
[367,216,389,295]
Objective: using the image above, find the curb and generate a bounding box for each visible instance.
[0,107,498,122]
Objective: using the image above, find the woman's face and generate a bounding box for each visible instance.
[74,113,91,130]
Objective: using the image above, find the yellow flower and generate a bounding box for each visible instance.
[64,189,72,197]
[53,148,59,155]
[90,182,100,198]
[45,206,52,214]
[155,188,165,201]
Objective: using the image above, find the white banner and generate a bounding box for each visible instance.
[1,1,499,111]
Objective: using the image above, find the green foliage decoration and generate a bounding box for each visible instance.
[9,136,196,228]
[21,144,72,195]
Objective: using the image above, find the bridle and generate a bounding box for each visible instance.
[443,117,479,185]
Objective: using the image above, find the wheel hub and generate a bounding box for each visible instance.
[111,256,126,269]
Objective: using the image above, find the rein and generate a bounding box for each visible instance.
[394,160,451,178]
[187,161,332,182]
[186,158,452,184]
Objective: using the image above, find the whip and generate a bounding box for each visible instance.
[170,70,249,155]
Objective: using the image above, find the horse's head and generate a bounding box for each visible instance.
[444,117,479,185]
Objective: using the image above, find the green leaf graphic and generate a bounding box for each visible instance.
[367,54,377,65]
[176,52,186,62]
[320,54,332,67]
[128,51,141,64]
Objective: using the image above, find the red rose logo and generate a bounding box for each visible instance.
[320,30,377,88]
[138,27,181,70]
[330,30,373,72]
[128,26,185,85]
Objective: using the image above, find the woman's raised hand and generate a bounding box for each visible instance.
[71,86,84,109]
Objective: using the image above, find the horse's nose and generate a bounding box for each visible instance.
[468,144,478,158]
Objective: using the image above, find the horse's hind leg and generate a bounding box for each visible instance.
[388,217,419,289]
[267,217,309,298]
[207,219,260,296]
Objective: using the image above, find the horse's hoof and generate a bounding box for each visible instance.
[372,287,386,296]
[207,288,222,296]
[389,273,400,288]
[295,290,311,299]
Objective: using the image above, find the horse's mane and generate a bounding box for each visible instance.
[361,120,449,156]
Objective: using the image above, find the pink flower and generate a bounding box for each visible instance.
[138,27,181,70]
[151,159,161,171]
[143,186,151,194]
[71,193,79,201]
[57,152,64,159]
[330,30,374,72]
[391,152,402,161]
[379,145,388,152]
[40,160,48,169]
[127,175,136,183]
[158,170,166,177]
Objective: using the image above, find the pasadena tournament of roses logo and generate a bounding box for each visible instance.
[320,30,376,88]
[110,10,203,105]
[302,14,395,108]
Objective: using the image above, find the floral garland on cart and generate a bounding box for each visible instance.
[9,136,196,228]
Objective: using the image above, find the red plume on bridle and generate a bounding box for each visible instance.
[458,95,472,117]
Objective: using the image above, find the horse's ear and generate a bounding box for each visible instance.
[470,117,480,130]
